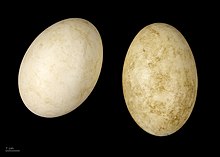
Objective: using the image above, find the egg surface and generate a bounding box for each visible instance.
[18,18,103,118]
[122,23,197,136]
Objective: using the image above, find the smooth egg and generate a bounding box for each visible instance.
[122,23,198,136]
[18,18,103,118]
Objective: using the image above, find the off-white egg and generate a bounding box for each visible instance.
[18,18,103,118]
[122,23,198,136]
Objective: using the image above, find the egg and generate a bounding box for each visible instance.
[122,23,198,136]
[18,18,103,118]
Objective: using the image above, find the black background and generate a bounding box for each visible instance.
[2,3,218,154]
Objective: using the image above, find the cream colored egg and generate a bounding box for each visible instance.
[18,18,103,118]
[122,23,198,136]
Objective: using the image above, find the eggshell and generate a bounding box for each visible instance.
[18,18,103,118]
[122,23,198,136]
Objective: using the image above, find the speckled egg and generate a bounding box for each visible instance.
[122,23,198,136]
[18,18,103,118]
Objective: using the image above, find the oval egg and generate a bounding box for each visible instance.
[122,23,198,136]
[18,18,103,118]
